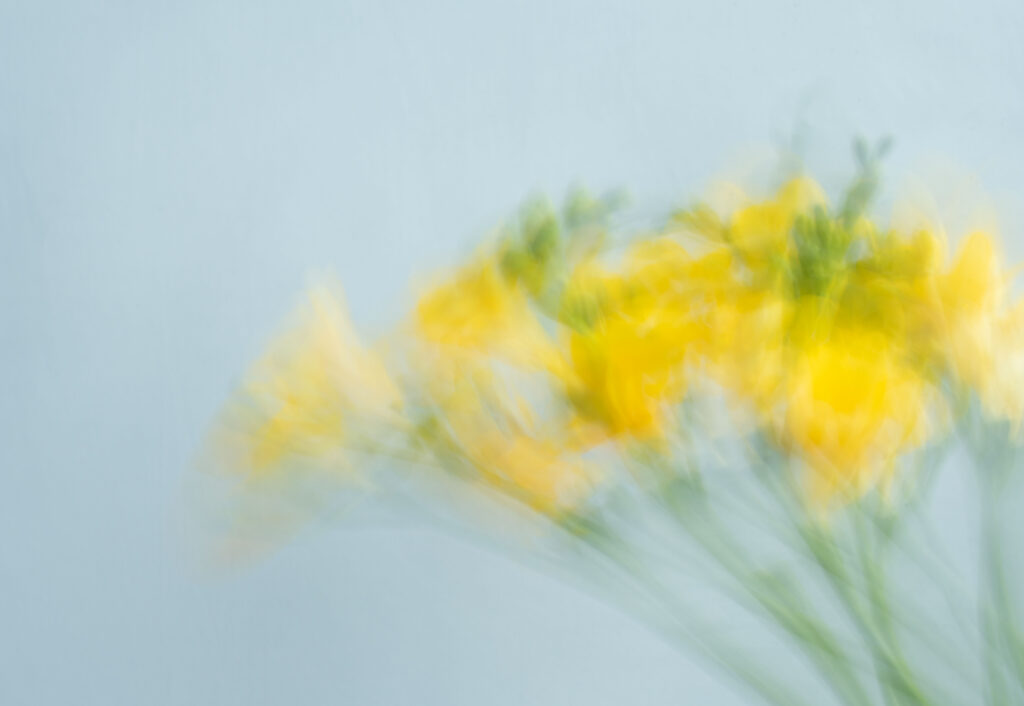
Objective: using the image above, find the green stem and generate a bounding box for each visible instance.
[659,486,873,706]
[801,521,930,706]
[585,530,828,706]
[963,418,1024,704]
[978,474,1022,704]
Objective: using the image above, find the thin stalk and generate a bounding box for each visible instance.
[586,530,828,706]
[743,454,933,705]
[658,488,873,706]
[799,520,931,706]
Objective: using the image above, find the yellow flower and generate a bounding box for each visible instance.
[778,327,932,508]
[415,350,593,514]
[221,284,401,474]
[841,228,946,351]
[557,256,629,332]
[624,237,695,294]
[557,244,706,441]
[936,231,1004,392]
[728,177,827,263]
[979,300,1024,433]
[930,230,1024,430]
[706,285,791,416]
[414,256,558,369]
[464,430,592,514]
[565,314,689,440]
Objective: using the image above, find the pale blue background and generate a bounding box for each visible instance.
[3,1,1023,704]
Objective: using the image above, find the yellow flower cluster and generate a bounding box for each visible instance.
[211,164,1024,517]
[682,176,1020,507]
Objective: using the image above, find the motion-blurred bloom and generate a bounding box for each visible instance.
[205,146,1024,706]
[216,284,401,475]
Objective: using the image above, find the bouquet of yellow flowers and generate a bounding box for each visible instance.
[203,140,1024,706]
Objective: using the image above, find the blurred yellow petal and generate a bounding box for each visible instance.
[220,284,401,475]
[728,176,827,263]
[561,297,695,442]
[977,299,1024,433]
[937,231,1005,392]
[776,176,828,216]
[941,230,1001,315]
[779,328,932,508]
[415,256,559,369]
[466,431,593,514]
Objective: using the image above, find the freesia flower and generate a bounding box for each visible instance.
[776,326,933,508]
[217,284,401,475]
[414,255,559,370]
